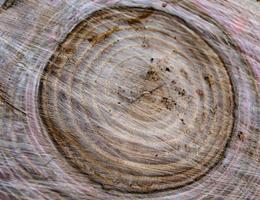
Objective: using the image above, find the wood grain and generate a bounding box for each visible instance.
[0,0,259,199]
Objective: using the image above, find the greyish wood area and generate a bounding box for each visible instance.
[0,0,15,9]
[0,0,259,199]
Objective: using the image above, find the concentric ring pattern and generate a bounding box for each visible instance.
[39,8,234,193]
[0,1,259,199]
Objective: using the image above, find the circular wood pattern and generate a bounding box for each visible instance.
[39,8,234,193]
[0,1,259,199]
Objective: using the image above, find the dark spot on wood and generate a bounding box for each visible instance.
[146,69,160,81]
[162,2,167,7]
[175,87,185,96]
[238,131,245,142]
[171,80,176,84]
[165,67,171,72]
[161,97,176,110]
[196,89,204,97]
[204,75,214,87]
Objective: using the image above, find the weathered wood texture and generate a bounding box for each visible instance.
[0,0,259,199]
[0,0,15,9]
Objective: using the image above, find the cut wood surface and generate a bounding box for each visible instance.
[0,0,259,199]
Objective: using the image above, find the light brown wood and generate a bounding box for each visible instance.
[0,0,259,199]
